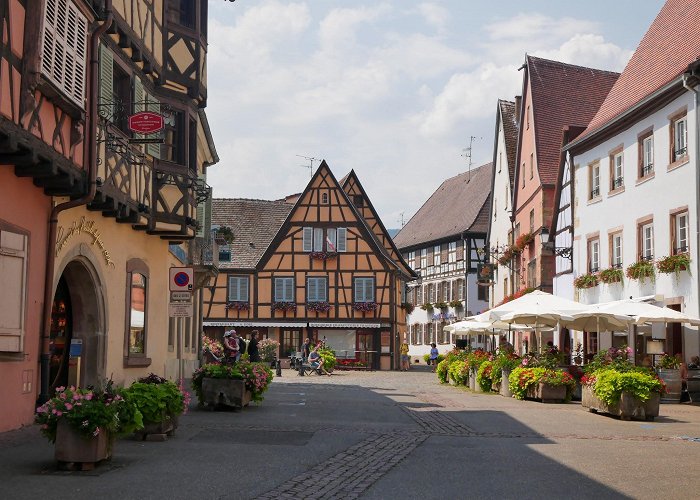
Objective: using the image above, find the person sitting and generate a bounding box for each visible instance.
[308,345,331,376]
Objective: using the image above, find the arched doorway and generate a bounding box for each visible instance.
[49,258,105,391]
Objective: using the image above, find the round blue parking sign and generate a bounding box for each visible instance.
[174,272,190,287]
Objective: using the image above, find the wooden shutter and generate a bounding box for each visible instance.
[313,228,323,251]
[302,227,313,252]
[99,43,113,116]
[0,229,27,352]
[365,278,374,302]
[240,277,249,302]
[307,278,317,302]
[337,228,347,252]
[354,279,361,303]
[285,277,294,302]
[145,92,161,158]
[274,278,282,302]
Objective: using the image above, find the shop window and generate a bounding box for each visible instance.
[228,276,249,302]
[41,0,88,108]
[274,277,295,302]
[0,225,28,352]
[354,277,375,303]
[282,330,301,357]
[125,259,151,365]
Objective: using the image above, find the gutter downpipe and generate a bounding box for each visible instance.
[682,72,700,342]
[38,2,113,405]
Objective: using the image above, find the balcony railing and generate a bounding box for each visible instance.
[590,187,600,199]
[641,164,654,177]
[611,177,624,190]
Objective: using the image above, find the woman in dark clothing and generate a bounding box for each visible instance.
[248,330,261,362]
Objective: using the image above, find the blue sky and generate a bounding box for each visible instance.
[205,1,665,229]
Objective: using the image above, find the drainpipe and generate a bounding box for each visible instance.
[38,2,113,405]
[683,71,700,352]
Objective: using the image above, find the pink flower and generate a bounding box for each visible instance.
[41,424,48,430]
[85,393,93,401]
[59,392,67,400]
[56,411,62,417]
[72,394,81,401]
[64,403,73,410]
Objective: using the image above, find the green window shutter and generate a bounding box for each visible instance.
[133,77,144,112]
[145,92,160,158]
[99,43,113,120]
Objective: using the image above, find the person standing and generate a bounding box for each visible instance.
[400,336,410,371]
[234,331,244,362]
[248,330,261,362]
[223,330,239,364]
[301,338,311,362]
[429,343,439,372]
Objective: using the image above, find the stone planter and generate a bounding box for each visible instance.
[135,413,178,440]
[201,378,252,409]
[526,382,567,403]
[657,368,682,403]
[500,369,513,398]
[581,385,659,421]
[55,419,113,465]
[469,368,477,391]
[492,380,501,393]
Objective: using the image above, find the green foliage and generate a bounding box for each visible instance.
[626,260,655,283]
[448,360,469,385]
[424,353,446,364]
[508,367,575,400]
[192,363,244,406]
[35,382,143,443]
[656,253,691,276]
[477,361,493,392]
[236,361,274,402]
[583,346,634,374]
[491,349,520,386]
[318,348,337,370]
[599,268,623,284]
[574,273,599,289]
[466,349,489,370]
[123,381,184,424]
[434,301,448,309]
[589,369,664,405]
[436,358,450,383]
[657,353,682,369]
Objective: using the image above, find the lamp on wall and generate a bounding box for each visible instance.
[540,226,572,261]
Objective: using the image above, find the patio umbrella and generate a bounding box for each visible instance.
[594,299,700,326]
[489,290,584,326]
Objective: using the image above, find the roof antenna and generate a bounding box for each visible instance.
[461,136,480,182]
[297,155,320,178]
[398,211,406,227]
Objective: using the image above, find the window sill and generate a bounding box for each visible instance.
[635,173,655,186]
[0,352,27,362]
[587,196,602,206]
[124,356,152,368]
[668,157,689,172]
[607,186,625,198]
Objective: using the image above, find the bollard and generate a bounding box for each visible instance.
[276,360,282,377]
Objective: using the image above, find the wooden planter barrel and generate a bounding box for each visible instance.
[201,378,252,409]
[581,385,660,421]
[657,369,682,403]
[526,382,567,403]
[500,369,513,398]
[55,419,113,466]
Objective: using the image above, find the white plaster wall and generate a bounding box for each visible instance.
[572,90,700,360]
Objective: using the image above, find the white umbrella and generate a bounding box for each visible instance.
[595,299,700,326]
[490,290,584,326]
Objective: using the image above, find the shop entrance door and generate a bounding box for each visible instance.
[49,277,72,391]
[356,331,376,369]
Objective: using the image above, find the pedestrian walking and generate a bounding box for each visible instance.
[248,330,261,362]
[400,336,410,371]
[429,343,438,372]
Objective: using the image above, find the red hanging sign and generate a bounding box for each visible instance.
[128,111,164,134]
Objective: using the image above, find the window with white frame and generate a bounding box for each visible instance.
[425,323,433,345]
[672,212,689,254]
[407,251,415,269]
[354,277,375,303]
[41,0,89,107]
[611,233,623,268]
[274,277,295,302]
[448,242,456,263]
[589,163,600,199]
[228,276,249,302]
[0,226,28,352]
[641,134,654,177]
[611,152,624,190]
[420,248,427,268]
[639,222,654,260]
[302,227,346,253]
[433,245,441,266]
[588,239,600,273]
[306,277,327,302]
[672,115,688,162]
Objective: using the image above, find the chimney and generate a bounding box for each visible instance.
[514,95,522,125]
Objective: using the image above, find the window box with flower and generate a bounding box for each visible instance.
[400,302,415,314]
[272,302,297,312]
[310,251,338,260]
[626,260,655,283]
[656,253,691,277]
[420,303,434,311]
[353,301,377,312]
[574,273,599,289]
[434,301,448,310]
[598,268,623,284]
[225,301,250,311]
[306,301,331,313]
[449,300,463,308]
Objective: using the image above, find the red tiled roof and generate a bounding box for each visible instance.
[581,0,700,139]
[499,99,518,186]
[527,56,619,185]
[392,163,492,249]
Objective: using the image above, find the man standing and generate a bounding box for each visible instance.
[248,330,261,362]
[301,338,311,362]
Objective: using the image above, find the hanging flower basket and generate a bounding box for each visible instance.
[497,247,514,266]
[272,302,297,312]
[598,268,623,284]
[574,273,599,289]
[400,302,415,314]
[434,301,448,310]
[656,253,691,276]
[420,303,434,311]
[310,251,338,260]
[626,261,655,283]
[306,301,331,313]
[353,301,377,312]
[515,232,534,251]
[225,301,250,311]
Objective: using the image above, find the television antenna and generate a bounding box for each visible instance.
[398,211,406,227]
[297,155,320,178]
[461,135,480,182]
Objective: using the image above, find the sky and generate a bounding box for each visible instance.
[205,0,665,230]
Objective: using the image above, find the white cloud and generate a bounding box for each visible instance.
[416,2,450,32]
[318,4,391,53]
[534,33,632,72]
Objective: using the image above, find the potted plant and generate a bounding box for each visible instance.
[626,260,655,283]
[477,361,494,392]
[581,370,663,420]
[491,348,520,397]
[599,268,623,284]
[508,367,575,403]
[420,303,434,311]
[656,353,682,403]
[497,246,514,266]
[400,302,415,314]
[353,301,377,312]
[193,363,249,409]
[272,302,297,312]
[449,300,463,308]
[434,301,448,310]
[35,382,143,467]
[236,360,275,402]
[202,335,224,363]
[447,358,469,386]
[574,273,599,289]
[225,301,250,311]
[123,374,187,440]
[656,253,691,277]
[466,350,489,392]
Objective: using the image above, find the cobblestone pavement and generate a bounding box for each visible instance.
[2,368,700,499]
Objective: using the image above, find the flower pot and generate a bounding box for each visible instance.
[657,368,682,403]
[527,382,566,403]
[581,385,659,421]
[201,378,252,409]
[136,413,178,439]
[55,419,113,464]
[500,369,513,398]
[469,368,477,391]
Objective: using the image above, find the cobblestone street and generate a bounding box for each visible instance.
[2,369,700,499]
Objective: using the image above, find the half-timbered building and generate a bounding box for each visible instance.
[393,163,492,359]
[0,0,217,431]
[203,161,416,370]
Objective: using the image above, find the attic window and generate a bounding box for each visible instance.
[321,193,328,204]
[353,195,363,207]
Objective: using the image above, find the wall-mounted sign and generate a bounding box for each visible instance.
[128,111,164,134]
[169,267,194,291]
[55,216,115,267]
[168,301,193,318]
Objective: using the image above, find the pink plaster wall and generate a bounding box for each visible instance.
[0,168,50,432]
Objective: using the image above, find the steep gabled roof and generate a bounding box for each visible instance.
[580,0,700,141]
[499,99,518,186]
[211,198,293,269]
[523,56,619,186]
[393,163,493,250]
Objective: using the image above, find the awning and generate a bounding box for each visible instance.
[203,321,308,327]
[309,322,381,329]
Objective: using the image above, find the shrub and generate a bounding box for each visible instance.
[258,338,280,362]
[583,346,633,374]
[318,347,337,370]
[448,360,469,385]
[508,367,575,401]
[491,348,521,386]
[586,369,664,405]
[477,361,494,392]
[466,349,489,371]
[436,358,450,383]
[123,380,184,425]
[657,353,682,369]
